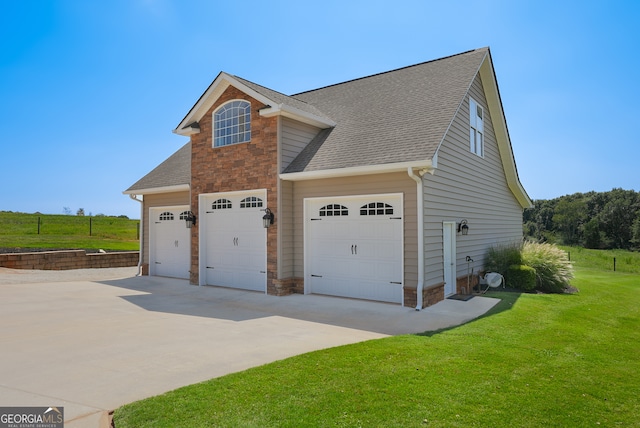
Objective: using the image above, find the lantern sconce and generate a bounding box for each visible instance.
[458,219,469,235]
[184,211,197,229]
[262,208,274,228]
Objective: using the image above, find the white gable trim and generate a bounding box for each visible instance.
[433,51,532,209]
[477,54,532,209]
[174,73,334,136]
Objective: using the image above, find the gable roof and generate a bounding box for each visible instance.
[285,48,488,174]
[123,142,191,195]
[174,73,335,135]
[128,47,530,207]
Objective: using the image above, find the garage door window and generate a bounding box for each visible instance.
[212,199,232,210]
[159,211,174,220]
[240,196,264,208]
[360,202,394,216]
[319,204,348,217]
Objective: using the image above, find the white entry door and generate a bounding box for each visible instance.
[150,206,190,279]
[443,222,457,296]
[201,190,267,292]
[305,194,403,303]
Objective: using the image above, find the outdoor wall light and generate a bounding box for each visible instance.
[262,208,274,228]
[184,211,197,228]
[458,219,469,235]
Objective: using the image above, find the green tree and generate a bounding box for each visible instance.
[553,198,586,245]
[597,189,639,249]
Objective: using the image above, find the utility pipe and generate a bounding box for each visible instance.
[129,194,144,276]
[407,167,425,310]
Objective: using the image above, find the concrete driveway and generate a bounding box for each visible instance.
[0,267,499,427]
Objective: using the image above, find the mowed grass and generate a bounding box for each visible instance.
[561,245,640,274]
[0,211,139,251]
[113,259,640,427]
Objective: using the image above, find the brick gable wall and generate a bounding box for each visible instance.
[189,86,278,288]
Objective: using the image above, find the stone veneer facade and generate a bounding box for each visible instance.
[188,86,279,291]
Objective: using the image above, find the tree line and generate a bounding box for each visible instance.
[523,188,640,250]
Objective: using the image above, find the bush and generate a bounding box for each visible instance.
[485,242,574,293]
[484,244,522,275]
[505,264,536,291]
[521,241,574,293]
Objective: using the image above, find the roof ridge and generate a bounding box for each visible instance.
[291,47,488,97]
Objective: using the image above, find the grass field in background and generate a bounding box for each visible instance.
[0,211,139,251]
[561,245,640,274]
[114,254,640,427]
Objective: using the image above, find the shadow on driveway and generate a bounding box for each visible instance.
[99,274,500,336]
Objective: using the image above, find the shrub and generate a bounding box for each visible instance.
[505,264,536,291]
[484,244,522,275]
[521,241,574,293]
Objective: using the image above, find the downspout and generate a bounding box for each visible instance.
[407,167,424,310]
[129,194,144,276]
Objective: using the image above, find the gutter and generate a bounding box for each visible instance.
[407,167,427,310]
[128,194,144,276]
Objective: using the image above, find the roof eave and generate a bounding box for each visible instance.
[123,184,190,196]
[280,160,434,181]
[478,51,533,209]
[260,104,336,129]
[173,73,276,135]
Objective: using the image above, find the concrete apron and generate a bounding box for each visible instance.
[0,268,499,427]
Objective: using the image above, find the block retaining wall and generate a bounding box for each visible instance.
[0,250,139,270]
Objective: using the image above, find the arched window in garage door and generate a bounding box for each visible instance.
[159,211,174,221]
[319,204,348,217]
[360,202,394,216]
[212,199,232,210]
[240,196,263,208]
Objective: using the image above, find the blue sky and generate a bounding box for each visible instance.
[1,1,638,219]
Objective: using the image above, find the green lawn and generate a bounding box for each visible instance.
[0,211,139,251]
[113,258,640,427]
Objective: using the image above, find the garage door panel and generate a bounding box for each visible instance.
[306,195,403,304]
[203,191,266,292]
[151,207,190,280]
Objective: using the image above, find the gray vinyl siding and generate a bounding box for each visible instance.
[141,191,190,265]
[279,179,294,279]
[423,73,523,286]
[289,172,418,289]
[281,118,320,172]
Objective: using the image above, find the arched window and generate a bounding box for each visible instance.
[179,211,190,220]
[213,100,251,147]
[360,202,394,216]
[319,204,349,217]
[212,199,232,210]
[159,211,174,221]
[240,196,263,208]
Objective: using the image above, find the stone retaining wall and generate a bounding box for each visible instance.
[0,250,139,270]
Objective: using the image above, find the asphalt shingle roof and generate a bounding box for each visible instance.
[284,48,488,173]
[232,75,333,123]
[125,142,191,193]
[127,48,489,191]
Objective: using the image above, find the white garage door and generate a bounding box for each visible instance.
[305,194,403,303]
[201,190,267,292]
[150,206,191,279]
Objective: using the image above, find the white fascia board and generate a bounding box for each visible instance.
[280,160,434,181]
[123,184,190,196]
[260,104,336,129]
[173,73,276,136]
[479,55,533,209]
